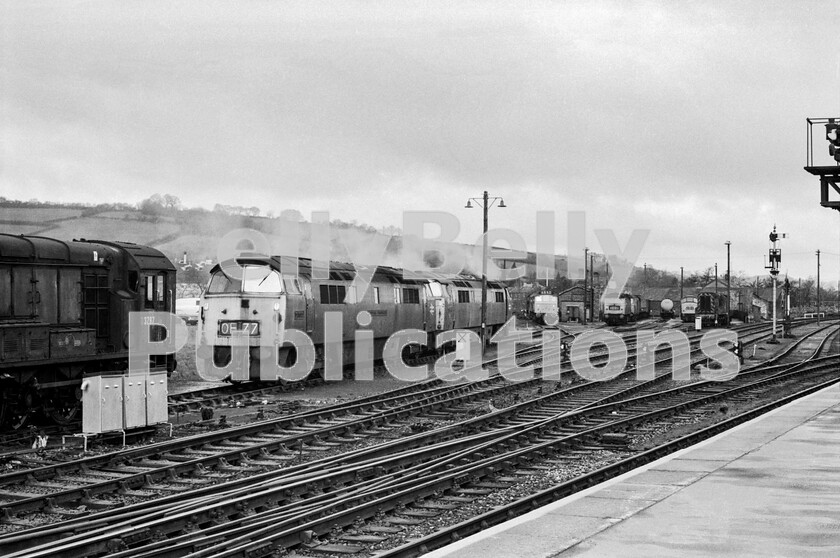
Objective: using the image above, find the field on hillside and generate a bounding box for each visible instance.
[157,234,220,260]
[0,224,44,235]
[96,210,178,222]
[0,207,84,222]
[43,217,180,245]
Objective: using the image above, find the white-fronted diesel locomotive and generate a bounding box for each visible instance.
[603,294,639,326]
[198,256,511,381]
[526,293,559,324]
[0,234,176,429]
[681,296,697,323]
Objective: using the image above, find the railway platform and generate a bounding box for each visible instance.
[425,381,840,557]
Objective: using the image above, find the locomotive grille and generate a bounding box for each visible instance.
[4,337,21,356]
[30,337,48,352]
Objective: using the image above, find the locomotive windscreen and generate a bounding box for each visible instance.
[207,265,284,294]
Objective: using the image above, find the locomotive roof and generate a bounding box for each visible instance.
[90,240,176,272]
[0,234,175,271]
[215,255,507,288]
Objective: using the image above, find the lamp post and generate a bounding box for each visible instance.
[465,191,506,358]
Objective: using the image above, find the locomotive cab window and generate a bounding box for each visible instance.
[320,284,346,304]
[402,288,420,304]
[145,275,154,306]
[128,270,139,292]
[156,273,165,306]
[372,286,380,304]
[283,275,302,294]
[242,266,283,293]
[457,290,471,303]
[143,274,167,310]
[495,291,505,303]
[426,281,444,297]
[207,271,241,293]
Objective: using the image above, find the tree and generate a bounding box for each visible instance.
[163,194,182,211]
[139,194,165,217]
[180,266,209,294]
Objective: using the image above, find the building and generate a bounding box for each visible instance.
[557,285,596,322]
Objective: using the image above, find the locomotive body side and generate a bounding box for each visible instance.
[200,257,510,382]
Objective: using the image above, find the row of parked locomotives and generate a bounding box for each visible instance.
[695,292,729,327]
[602,294,640,326]
[198,256,511,382]
[0,234,176,429]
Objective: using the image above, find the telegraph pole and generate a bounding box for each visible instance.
[816,249,821,324]
[714,263,718,324]
[725,241,731,321]
[583,247,589,325]
[590,253,596,322]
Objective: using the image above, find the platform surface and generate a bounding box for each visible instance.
[427,382,840,558]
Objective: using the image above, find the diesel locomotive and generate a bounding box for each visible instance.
[0,234,176,429]
[527,293,560,324]
[603,294,639,326]
[681,296,697,323]
[696,291,729,327]
[198,256,511,381]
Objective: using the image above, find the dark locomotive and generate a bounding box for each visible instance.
[0,234,176,429]
[696,291,729,327]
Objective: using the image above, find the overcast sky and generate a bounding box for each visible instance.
[2,1,839,282]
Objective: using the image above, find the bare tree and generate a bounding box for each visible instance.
[163,194,182,211]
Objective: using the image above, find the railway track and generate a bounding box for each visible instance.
[0,320,773,452]
[21,351,835,558]
[0,320,795,517]
[0,330,584,529]
[2,323,835,557]
[383,367,840,557]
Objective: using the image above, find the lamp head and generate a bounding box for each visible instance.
[465,200,473,209]
[498,199,507,208]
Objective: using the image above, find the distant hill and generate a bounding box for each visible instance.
[1,201,562,280]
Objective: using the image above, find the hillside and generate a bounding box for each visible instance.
[0,201,567,281]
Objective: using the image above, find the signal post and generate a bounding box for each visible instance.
[765,226,782,344]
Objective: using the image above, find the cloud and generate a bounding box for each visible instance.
[1,1,839,280]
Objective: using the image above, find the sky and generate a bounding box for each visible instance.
[2,1,840,284]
